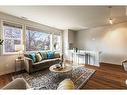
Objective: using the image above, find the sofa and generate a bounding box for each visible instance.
[24,51,61,74]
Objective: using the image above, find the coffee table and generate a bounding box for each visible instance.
[49,65,73,78]
[49,64,72,73]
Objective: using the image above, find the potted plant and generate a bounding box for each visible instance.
[0,39,4,55]
[59,54,64,67]
[0,39,3,45]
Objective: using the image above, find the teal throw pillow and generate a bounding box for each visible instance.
[29,53,36,63]
[47,51,54,59]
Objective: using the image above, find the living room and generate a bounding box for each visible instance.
[0,5,127,91]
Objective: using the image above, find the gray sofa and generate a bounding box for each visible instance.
[24,52,61,73]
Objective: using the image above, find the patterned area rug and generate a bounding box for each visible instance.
[13,66,95,89]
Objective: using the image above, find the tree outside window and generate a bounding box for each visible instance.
[26,29,51,51]
[2,22,62,54]
[3,25,22,54]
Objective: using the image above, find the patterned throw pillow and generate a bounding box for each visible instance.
[47,51,54,59]
[39,52,47,59]
[28,53,36,63]
[36,53,43,62]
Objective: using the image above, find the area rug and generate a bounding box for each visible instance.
[13,66,95,90]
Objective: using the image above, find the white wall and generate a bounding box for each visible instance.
[0,12,62,75]
[68,30,77,48]
[63,29,69,59]
[0,55,17,75]
[76,22,127,65]
[63,29,77,60]
[68,30,75,43]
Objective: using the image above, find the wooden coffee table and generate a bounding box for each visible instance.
[49,64,73,73]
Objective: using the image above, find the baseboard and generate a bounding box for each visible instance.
[0,70,26,77]
[99,62,122,66]
[65,60,122,67]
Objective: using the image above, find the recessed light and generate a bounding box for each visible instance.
[92,38,95,41]
[21,16,28,20]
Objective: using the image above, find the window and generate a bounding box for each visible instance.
[3,22,22,54]
[26,27,51,51]
[2,21,62,54]
[53,34,61,51]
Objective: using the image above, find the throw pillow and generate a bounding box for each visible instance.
[38,52,44,60]
[36,53,43,62]
[54,52,60,58]
[40,52,47,59]
[47,51,54,59]
[57,79,75,90]
[28,53,36,63]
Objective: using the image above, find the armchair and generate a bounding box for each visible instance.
[2,78,30,89]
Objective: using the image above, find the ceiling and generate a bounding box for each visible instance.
[0,6,126,31]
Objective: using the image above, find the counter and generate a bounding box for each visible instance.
[68,50,100,66]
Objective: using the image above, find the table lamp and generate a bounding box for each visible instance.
[15,45,24,59]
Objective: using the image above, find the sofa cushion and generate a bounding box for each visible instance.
[29,53,36,63]
[36,53,43,62]
[39,52,47,59]
[57,79,75,90]
[47,51,54,59]
[33,58,60,65]
[54,52,60,58]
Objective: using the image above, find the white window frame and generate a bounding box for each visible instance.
[2,21,23,55]
[53,33,62,52]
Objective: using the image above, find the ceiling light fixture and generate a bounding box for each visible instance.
[109,17,113,24]
[108,6,113,24]
[21,16,28,20]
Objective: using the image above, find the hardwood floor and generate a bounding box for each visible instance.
[0,63,127,89]
[83,63,127,89]
[0,73,13,88]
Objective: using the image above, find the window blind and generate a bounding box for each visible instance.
[3,21,22,29]
[26,26,50,34]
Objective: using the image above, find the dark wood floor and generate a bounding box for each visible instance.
[0,63,127,89]
[83,63,127,89]
[0,73,13,89]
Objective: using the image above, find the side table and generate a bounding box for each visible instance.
[15,58,24,75]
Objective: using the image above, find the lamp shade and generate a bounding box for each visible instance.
[15,45,24,52]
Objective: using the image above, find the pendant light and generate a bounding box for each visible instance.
[108,6,113,24]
